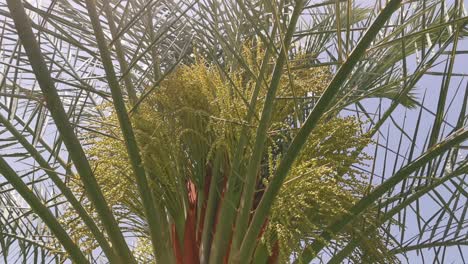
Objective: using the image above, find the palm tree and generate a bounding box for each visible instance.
[0,0,467,263]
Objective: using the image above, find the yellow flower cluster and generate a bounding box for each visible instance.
[60,44,395,263]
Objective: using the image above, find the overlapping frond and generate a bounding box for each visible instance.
[0,0,466,263]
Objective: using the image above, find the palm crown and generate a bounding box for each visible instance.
[0,0,467,263]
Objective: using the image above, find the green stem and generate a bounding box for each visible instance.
[227,22,278,260]
[329,107,468,263]
[0,113,117,262]
[208,1,303,263]
[427,27,460,149]
[6,0,133,261]
[297,128,467,263]
[238,0,403,261]
[83,0,173,262]
[200,150,224,263]
[230,0,304,261]
[0,157,87,263]
[102,0,138,105]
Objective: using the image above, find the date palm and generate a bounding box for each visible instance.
[0,0,467,263]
